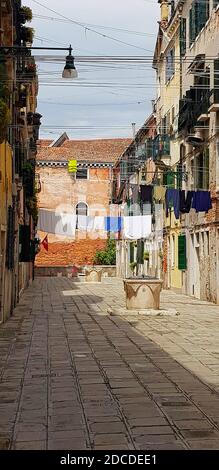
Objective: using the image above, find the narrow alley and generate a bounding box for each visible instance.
[1,277,219,450]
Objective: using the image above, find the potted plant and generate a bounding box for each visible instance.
[25,62,37,78]
[20,6,33,23]
[21,26,35,43]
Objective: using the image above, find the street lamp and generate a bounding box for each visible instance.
[62,45,78,79]
[0,44,78,79]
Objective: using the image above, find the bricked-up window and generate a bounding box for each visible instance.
[76,169,88,179]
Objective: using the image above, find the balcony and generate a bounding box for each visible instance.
[208,89,219,112]
[178,88,211,133]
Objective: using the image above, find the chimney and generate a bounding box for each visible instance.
[132,123,136,139]
[159,0,169,30]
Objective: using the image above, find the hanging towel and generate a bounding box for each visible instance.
[55,213,76,238]
[192,191,212,213]
[165,189,180,220]
[38,209,57,234]
[105,217,122,233]
[77,215,87,231]
[179,190,194,214]
[154,185,166,203]
[123,215,152,240]
[87,216,105,231]
[140,185,153,203]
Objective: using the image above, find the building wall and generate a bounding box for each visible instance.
[0,141,13,322]
[179,3,219,302]
[36,165,112,265]
[155,11,182,292]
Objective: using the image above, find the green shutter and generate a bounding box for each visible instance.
[130,242,135,263]
[180,18,186,56]
[166,170,175,188]
[198,1,209,34]
[178,235,187,270]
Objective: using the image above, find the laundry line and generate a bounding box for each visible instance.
[37,209,152,240]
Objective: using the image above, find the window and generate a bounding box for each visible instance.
[180,18,186,56]
[76,168,88,179]
[189,1,209,46]
[178,234,187,270]
[76,202,88,229]
[166,48,175,82]
[196,149,209,190]
[76,202,88,217]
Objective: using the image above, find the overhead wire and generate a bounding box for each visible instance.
[30,0,153,52]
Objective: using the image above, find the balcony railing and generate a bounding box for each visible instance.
[209,88,219,111]
[178,87,211,132]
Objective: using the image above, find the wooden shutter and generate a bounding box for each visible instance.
[180,18,186,56]
[198,1,209,33]
[19,225,31,262]
[178,234,187,270]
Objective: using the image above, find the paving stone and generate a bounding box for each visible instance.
[1,277,219,450]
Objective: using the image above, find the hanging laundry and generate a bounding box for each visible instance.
[105,217,122,233]
[68,160,77,173]
[87,216,105,231]
[140,185,153,203]
[131,184,139,203]
[192,191,212,213]
[165,189,180,220]
[146,159,156,184]
[55,213,77,238]
[123,215,152,240]
[38,209,63,234]
[179,190,194,214]
[154,185,166,203]
[77,215,87,231]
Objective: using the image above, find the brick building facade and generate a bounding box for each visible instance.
[35,135,131,266]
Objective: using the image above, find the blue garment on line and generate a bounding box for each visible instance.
[165,189,180,220]
[105,217,122,232]
[192,191,212,213]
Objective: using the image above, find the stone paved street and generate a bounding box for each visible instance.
[1,277,219,450]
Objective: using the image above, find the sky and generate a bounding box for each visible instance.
[26,0,159,140]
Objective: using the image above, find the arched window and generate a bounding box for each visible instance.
[76,202,88,229]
